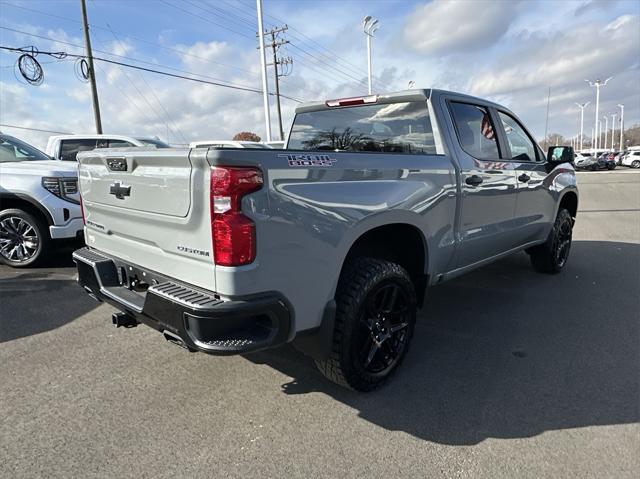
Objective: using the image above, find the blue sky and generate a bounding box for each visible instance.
[1,0,639,148]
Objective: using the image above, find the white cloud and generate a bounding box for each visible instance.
[403,0,522,56]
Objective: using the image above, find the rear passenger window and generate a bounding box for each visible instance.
[60,139,98,161]
[449,102,500,160]
[498,111,538,162]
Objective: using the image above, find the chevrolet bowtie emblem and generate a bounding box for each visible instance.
[109,181,131,200]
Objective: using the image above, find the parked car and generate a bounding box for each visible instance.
[574,152,596,169]
[73,89,578,391]
[45,134,170,162]
[188,140,272,149]
[0,133,83,267]
[576,152,615,170]
[621,150,640,168]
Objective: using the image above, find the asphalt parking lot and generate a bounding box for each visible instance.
[1,169,638,478]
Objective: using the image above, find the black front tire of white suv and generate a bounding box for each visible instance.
[0,209,50,267]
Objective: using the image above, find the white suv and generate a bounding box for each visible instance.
[0,134,83,267]
[621,150,640,168]
[46,134,170,161]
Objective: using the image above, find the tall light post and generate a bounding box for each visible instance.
[591,127,594,148]
[598,120,603,151]
[617,104,624,152]
[363,16,379,95]
[575,102,589,151]
[586,77,612,152]
[611,113,617,150]
[603,115,609,151]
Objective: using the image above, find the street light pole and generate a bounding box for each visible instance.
[363,16,379,95]
[611,113,617,150]
[617,104,624,152]
[575,102,589,151]
[603,116,608,151]
[586,77,612,152]
[598,120,602,151]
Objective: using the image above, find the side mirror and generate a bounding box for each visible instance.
[547,146,574,165]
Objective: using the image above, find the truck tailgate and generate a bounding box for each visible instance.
[77,148,216,291]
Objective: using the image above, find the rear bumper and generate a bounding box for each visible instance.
[50,218,84,239]
[73,247,291,355]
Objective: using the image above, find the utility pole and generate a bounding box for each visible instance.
[80,0,102,133]
[261,25,291,141]
[256,0,271,142]
[617,104,624,152]
[575,102,589,151]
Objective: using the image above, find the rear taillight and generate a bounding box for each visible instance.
[210,166,263,266]
[80,194,85,225]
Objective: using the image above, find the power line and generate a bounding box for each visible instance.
[0,123,72,134]
[166,0,386,91]
[158,0,254,39]
[234,0,391,91]
[0,45,303,102]
[0,26,264,92]
[0,1,260,77]
[105,24,188,143]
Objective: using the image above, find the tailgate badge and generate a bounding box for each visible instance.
[109,181,131,200]
[107,157,127,171]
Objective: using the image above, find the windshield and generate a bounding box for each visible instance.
[0,135,51,163]
[287,101,437,154]
[136,138,171,148]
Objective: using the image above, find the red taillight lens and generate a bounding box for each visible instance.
[210,166,263,266]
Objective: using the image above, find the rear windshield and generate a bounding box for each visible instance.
[288,101,437,154]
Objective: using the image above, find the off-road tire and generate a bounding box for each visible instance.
[529,208,573,274]
[315,257,417,391]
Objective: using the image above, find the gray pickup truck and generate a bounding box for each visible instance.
[74,89,578,391]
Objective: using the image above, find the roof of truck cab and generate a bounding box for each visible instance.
[294,88,506,114]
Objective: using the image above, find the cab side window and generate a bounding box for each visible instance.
[498,112,538,162]
[107,140,135,148]
[449,102,500,160]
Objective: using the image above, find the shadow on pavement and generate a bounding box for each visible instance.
[0,271,98,343]
[247,240,640,445]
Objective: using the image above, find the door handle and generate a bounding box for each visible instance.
[465,175,483,186]
[518,173,531,183]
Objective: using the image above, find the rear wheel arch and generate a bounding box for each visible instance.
[0,194,54,227]
[558,191,578,219]
[339,223,429,307]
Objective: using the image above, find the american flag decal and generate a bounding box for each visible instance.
[481,113,495,140]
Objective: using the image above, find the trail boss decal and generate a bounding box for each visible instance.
[279,154,337,167]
